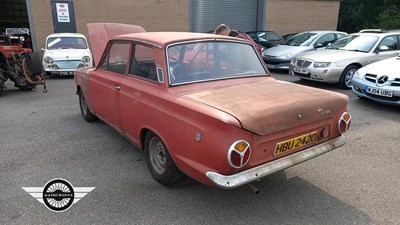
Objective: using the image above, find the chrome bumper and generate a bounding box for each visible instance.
[206,135,346,189]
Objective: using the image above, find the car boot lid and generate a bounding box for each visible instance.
[87,23,146,66]
[181,79,348,135]
[44,49,90,60]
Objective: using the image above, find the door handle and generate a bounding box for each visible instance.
[113,85,121,90]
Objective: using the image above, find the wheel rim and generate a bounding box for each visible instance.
[345,68,357,88]
[80,93,88,116]
[148,136,167,174]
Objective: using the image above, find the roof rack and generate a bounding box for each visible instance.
[358,29,386,33]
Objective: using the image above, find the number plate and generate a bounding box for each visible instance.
[267,64,275,69]
[366,86,393,97]
[274,131,317,156]
[294,67,308,74]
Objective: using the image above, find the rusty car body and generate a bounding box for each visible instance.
[74,23,351,189]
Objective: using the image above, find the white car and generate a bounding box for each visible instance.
[289,32,400,89]
[42,33,93,76]
[352,55,400,105]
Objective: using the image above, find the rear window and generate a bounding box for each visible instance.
[167,41,267,85]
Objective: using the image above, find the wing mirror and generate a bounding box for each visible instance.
[379,45,389,51]
[314,43,323,48]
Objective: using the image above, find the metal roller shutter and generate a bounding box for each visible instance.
[190,0,259,33]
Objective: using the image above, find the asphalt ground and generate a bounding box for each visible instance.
[0,72,399,225]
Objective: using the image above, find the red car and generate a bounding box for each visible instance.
[75,23,351,189]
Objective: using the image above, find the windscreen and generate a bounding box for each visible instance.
[46,37,88,50]
[282,32,318,46]
[258,32,282,41]
[327,35,379,53]
[167,41,268,85]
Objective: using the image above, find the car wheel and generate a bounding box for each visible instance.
[339,65,358,89]
[78,89,97,122]
[0,72,5,94]
[144,131,184,186]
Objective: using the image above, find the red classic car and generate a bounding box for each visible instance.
[74,23,351,189]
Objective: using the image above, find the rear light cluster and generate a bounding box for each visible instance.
[227,140,251,168]
[338,112,351,134]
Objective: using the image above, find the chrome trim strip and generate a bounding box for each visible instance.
[206,135,346,189]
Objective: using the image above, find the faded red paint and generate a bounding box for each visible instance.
[75,28,349,187]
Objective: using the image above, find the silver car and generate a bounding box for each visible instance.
[352,55,400,105]
[289,32,400,89]
[263,30,347,70]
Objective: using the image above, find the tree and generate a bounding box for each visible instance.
[337,0,399,33]
[373,1,400,30]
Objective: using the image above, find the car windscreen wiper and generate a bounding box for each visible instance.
[345,49,368,53]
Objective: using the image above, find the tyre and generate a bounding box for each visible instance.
[78,89,97,122]
[144,131,184,186]
[339,65,359,89]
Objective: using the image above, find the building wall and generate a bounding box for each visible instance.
[31,0,340,54]
[265,0,341,36]
[31,0,188,52]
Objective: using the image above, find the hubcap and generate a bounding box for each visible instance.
[149,137,166,174]
[345,68,356,88]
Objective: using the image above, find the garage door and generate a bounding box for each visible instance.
[190,0,261,33]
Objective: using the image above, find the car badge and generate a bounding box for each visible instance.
[318,108,332,116]
[376,75,389,85]
[66,56,69,59]
[297,114,303,120]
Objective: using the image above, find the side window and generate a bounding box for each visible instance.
[378,36,398,51]
[102,41,130,74]
[129,44,157,81]
[315,34,335,47]
[336,33,346,40]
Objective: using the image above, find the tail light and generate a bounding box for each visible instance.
[227,140,251,168]
[338,112,351,134]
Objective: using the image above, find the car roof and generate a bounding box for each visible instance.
[113,32,242,47]
[46,33,86,39]
[349,31,400,37]
[246,31,277,33]
[300,30,346,34]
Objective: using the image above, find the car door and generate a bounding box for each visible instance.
[89,41,131,129]
[370,35,400,63]
[119,43,160,144]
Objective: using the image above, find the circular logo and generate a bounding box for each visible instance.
[42,179,74,212]
[376,75,389,85]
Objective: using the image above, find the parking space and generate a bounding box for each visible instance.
[0,74,399,225]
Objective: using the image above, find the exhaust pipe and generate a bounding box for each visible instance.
[246,184,260,195]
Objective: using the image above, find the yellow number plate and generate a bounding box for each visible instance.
[274,131,317,156]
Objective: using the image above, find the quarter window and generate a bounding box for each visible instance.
[129,44,157,81]
[101,41,131,74]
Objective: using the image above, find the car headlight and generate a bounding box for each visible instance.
[291,58,298,65]
[44,56,53,63]
[313,62,331,68]
[82,56,91,63]
[276,53,292,60]
[353,68,365,80]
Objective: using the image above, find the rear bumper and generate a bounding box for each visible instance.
[206,135,346,189]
